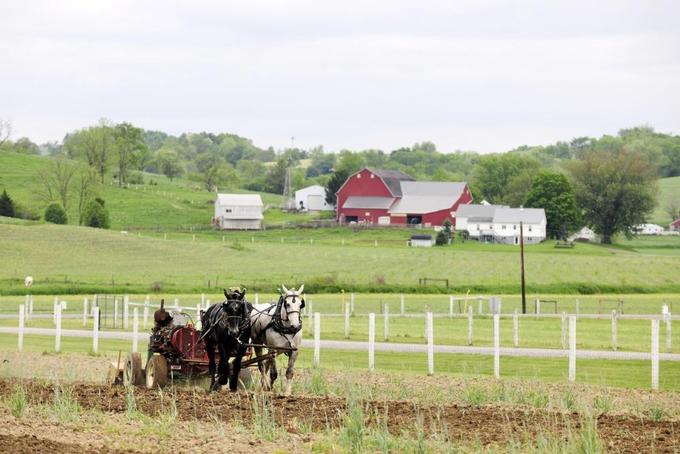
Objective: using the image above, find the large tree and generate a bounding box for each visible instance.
[473,153,540,205]
[64,121,116,183]
[569,147,657,244]
[154,147,184,181]
[525,171,581,240]
[0,189,15,217]
[114,122,147,186]
[35,156,77,211]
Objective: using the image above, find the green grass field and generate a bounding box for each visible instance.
[2,218,680,295]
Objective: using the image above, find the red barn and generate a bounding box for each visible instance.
[336,168,472,226]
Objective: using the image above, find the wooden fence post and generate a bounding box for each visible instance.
[368,313,375,371]
[313,312,320,367]
[569,316,576,382]
[426,311,434,376]
[651,319,659,390]
[92,307,100,354]
[467,306,473,346]
[493,313,500,379]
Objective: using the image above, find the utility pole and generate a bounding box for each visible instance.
[520,222,526,314]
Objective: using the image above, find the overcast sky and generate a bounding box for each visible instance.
[1,1,679,153]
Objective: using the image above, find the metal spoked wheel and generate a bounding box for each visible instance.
[123,352,144,386]
[145,354,169,389]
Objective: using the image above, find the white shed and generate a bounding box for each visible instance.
[214,194,264,230]
[295,185,334,212]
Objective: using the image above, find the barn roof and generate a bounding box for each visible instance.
[367,168,415,197]
[389,181,467,214]
[216,194,263,207]
[493,207,545,224]
[342,196,395,209]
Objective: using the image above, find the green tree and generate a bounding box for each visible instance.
[35,156,76,211]
[114,122,148,186]
[325,168,350,206]
[44,202,67,224]
[64,120,116,183]
[0,189,15,217]
[525,171,581,240]
[154,147,184,181]
[569,147,657,244]
[203,160,238,191]
[473,154,541,205]
[83,198,110,229]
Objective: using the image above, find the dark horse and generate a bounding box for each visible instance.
[200,288,251,391]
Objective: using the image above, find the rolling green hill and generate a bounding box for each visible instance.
[0,151,327,231]
[651,176,680,225]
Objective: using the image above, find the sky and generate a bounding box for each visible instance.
[1,1,679,153]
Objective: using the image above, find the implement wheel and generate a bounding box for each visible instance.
[146,354,169,389]
[124,352,144,386]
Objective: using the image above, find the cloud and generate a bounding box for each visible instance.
[1,0,678,152]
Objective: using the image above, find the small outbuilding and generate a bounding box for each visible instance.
[634,223,664,235]
[671,219,680,232]
[214,194,263,230]
[295,185,334,212]
[409,234,433,247]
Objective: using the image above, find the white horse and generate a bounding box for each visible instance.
[24,276,33,288]
[249,284,305,395]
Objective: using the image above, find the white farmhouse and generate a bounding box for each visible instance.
[634,223,664,235]
[295,185,334,212]
[214,194,263,230]
[456,204,546,244]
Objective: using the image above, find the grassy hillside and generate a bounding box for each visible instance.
[1,219,679,295]
[0,151,326,231]
[651,176,680,225]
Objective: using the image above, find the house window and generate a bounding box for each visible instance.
[529,227,532,232]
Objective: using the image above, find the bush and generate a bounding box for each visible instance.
[83,199,110,229]
[435,230,448,246]
[127,171,144,185]
[44,202,67,224]
[0,189,15,217]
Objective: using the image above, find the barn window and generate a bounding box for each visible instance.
[357,174,361,179]
[370,173,375,179]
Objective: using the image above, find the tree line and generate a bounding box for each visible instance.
[1,118,678,242]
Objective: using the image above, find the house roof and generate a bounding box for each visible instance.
[493,207,545,224]
[389,181,467,214]
[366,168,415,197]
[456,204,506,221]
[216,194,263,207]
[295,185,325,197]
[342,196,395,209]
[411,234,433,240]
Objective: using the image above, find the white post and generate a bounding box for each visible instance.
[92,307,100,353]
[569,316,576,382]
[114,297,119,328]
[426,311,434,376]
[368,313,375,371]
[493,313,500,379]
[255,293,259,305]
[400,294,405,316]
[132,308,139,353]
[350,293,355,315]
[83,297,88,327]
[384,304,389,341]
[651,319,659,390]
[513,309,519,347]
[374,239,378,247]
[467,306,473,346]
[55,303,62,353]
[478,300,483,315]
[535,298,541,317]
[313,312,320,367]
[449,296,454,318]
[666,313,672,353]
[344,302,350,339]
[123,295,129,330]
[143,298,149,329]
[561,312,567,350]
[611,310,618,351]
[18,304,25,352]
[53,296,58,325]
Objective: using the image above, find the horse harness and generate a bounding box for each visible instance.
[199,299,250,343]
[250,294,302,351]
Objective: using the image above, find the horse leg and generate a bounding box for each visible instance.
[214,344,230,390]
[229,344,247,392]
[254,346,270,390]
[284,349,299,396]
[206,338,217,391]
[268,353,278,390]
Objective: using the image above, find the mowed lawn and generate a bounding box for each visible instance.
[1,220,680,294]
